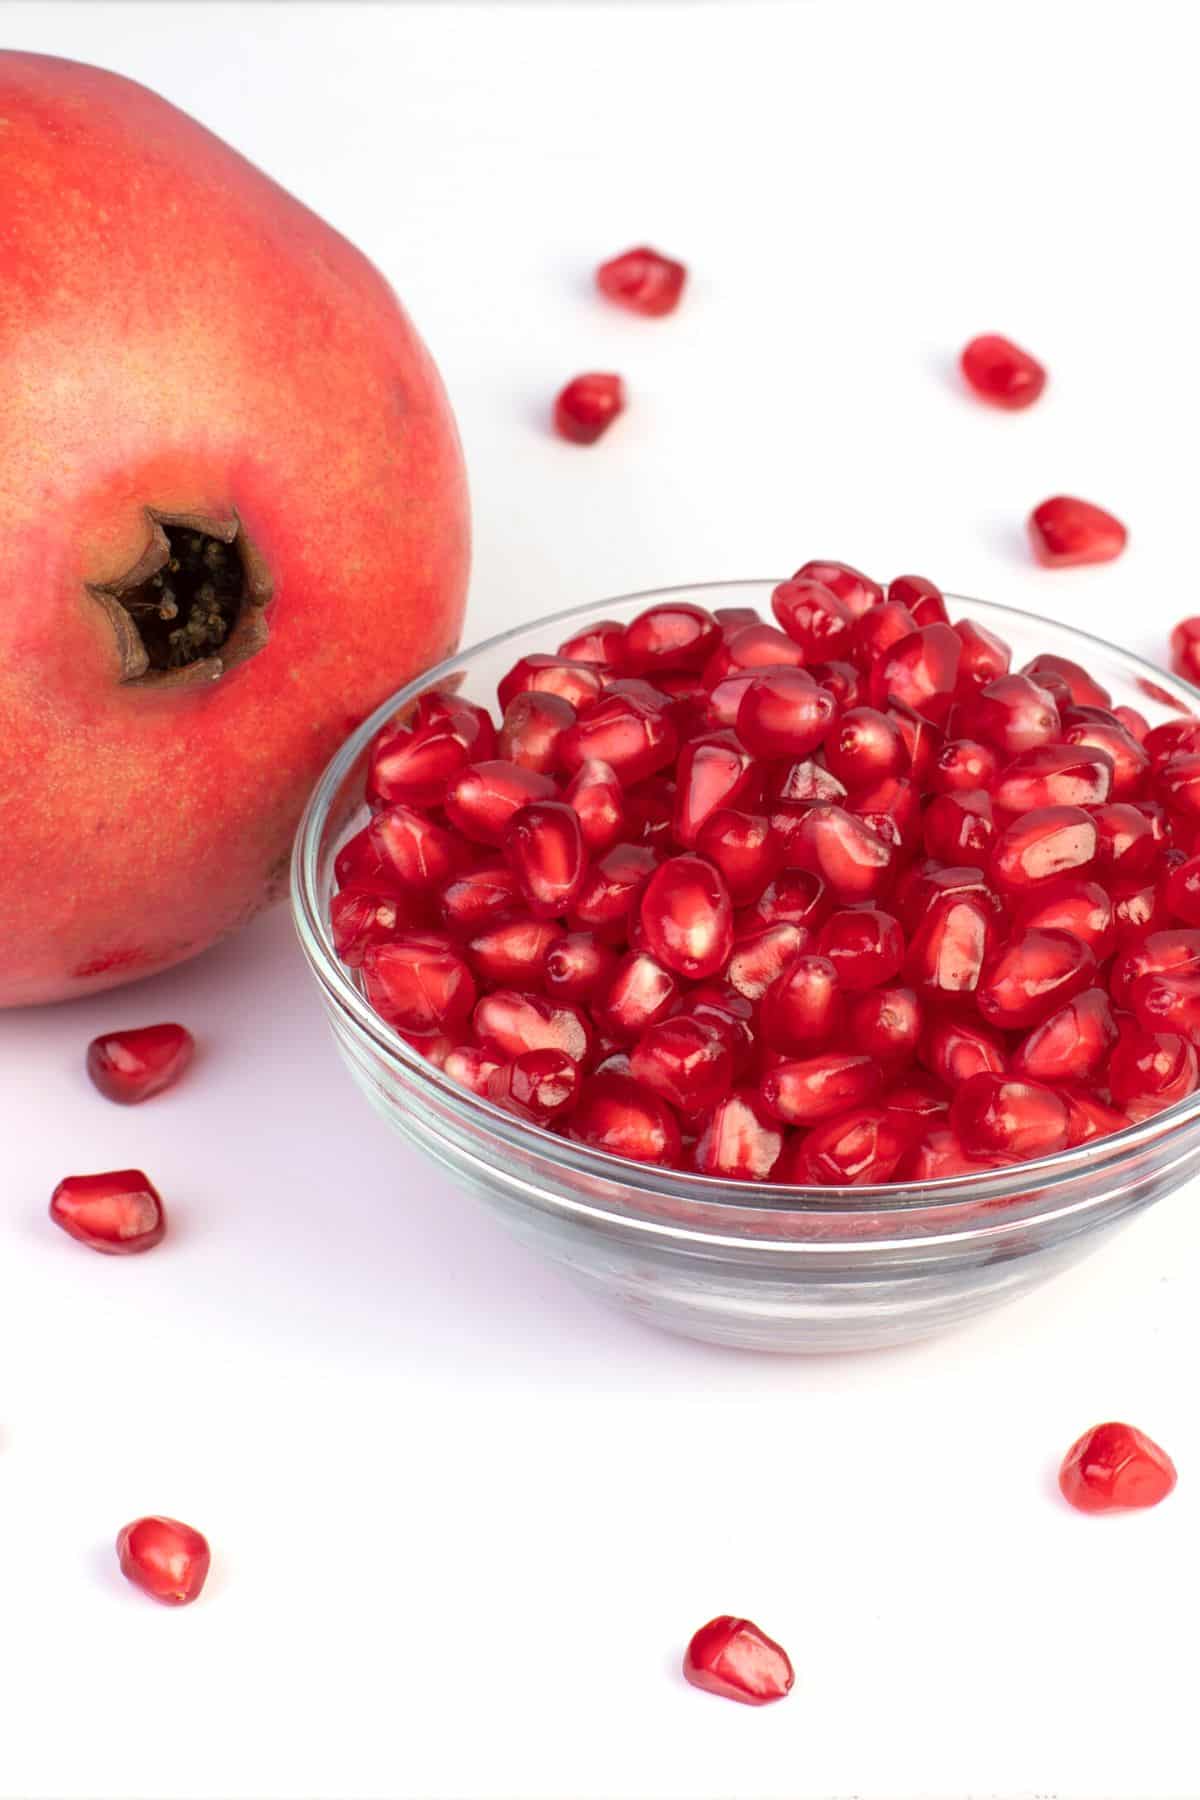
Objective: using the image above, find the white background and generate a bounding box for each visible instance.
[2,4,1199,1797]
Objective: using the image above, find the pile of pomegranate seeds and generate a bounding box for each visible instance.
[49,1168,166,1253]
[683,1615,794,1705]
[1058,1421,1177,1513]
[86,1021,194,1103]
[334,564,1200,1186]
[116,1515,211,1605]
[960,334,1046,410]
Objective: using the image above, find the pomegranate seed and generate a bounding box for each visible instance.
[335,884,429,964]
[116,1516,211,1606]
[596,245,686,316]
[847,774,922,854]
[795,1106,914,1185]
[625,776,677,850]
[1012,988,1116,1082]
[722,921,807,1001]
[963,674,1060,756]
[335,823,395,891]
[1165,852,1200,925]
[817,907,904,989]
[868,624,961,722]
[1089,803,1157,880]
[954,619,1012,694]
[905,1124,1005,1180]
[445,761,557,847]
[1170,618,1200,686]
[473,990,593,1064]
[703,623,805,685]
[991,746,1113,815]
[488,1049,580,1122]
[960,333,1046,408]
[467,916,563,988]
[691,1091,785,1179]
[444,1044,505,1096]
[846,985,922,1066]
[1015,877,1115,959]
[50,1170,166,1254]
[929,739,999,794]
[1029,496,1127,567]
[571,842,658,938]
[367,720,469,809]
[895,863,1004,935]
[591,949,679,1038]
[1062,1086,1130,1146]
[439,864,521,935]
[673,732,758,844]
[784,804,894,903]
[565,760,625,853]
[678,983,757,1072]
[559,690,678,784]
[771,578,855,658]
[920,1014,1007,1085]
[760,1051,882,1125]
[631,1015,734,1113]
[924,789,995,863]
[624,601,721,673]
[736,668,835,758]
[744,869,829,932]
[991,805,1100,892]
[854,601,918,670]
[905,894,995,1002]
[1108,1024,1198,1120]
[760,953,842,1052]
[504,801,586,917]
[887,698,944,785]
[1062,715,1148,800]
[889,575,946,622]
[369,804,466,891]
[363,933,476,1036]
[86,1023,194,1104]
[794,559,883,621]
[824,707,909,790]
[1110,928,1200,1006]
[697,808,779,903]
[1130,971,1200,1044]
[639,855,733,979]
[976,929,1096,1030]
[950,1073,1069,1159]
[497,655,604,715]
[497,691,576,773]
[809,659,863,707]
[415,691,498,760]
[569,1071,681,1163]
[1022,654,1111,710]
[683,1616,794,1706]
[543,932,618,1002]
[557,619,628,668]
[1058,1423,1177,1513]
[554,372,625,444]
[1113,875,1172,951]
[881,1074,951,1122]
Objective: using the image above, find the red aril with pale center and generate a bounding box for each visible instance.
[759,1051,882,1125]
[691,1091,784,1179]
[771,578,855,659]
[569,1071,681,1163]
[116,1516,211,1605]
[639,854,733,979]
[488,1049,581,1122]
[445,761,558,847]
[794,559,883,619]
[503,801,586,918]
[950,1073,1070,1159]
[683,1616,794,1705]
[86,1022,194,1104]
[363,933,476,1036]
[50,1169,166,1254]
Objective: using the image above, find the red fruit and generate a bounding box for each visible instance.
[770,578,855,659]
[895,863,1004,935]
[332,886,417,964]
[744,869,829,932]
[503,801,586,917]
[673,733,758,844]
[497,655,604,715]
[824,707,909,790]
[904,1124,1004,1180]
[953,618,1012,694]
[564,760,625,854]
[736,668,835,757]
[444,1044,504,1097]
[554,372,625,444]
[976,929,1096,1030]
[1165,852,1200,925]
[683,1616,794,1706]
[630,1016,734,1114]
[624,602,720,674]
[905,895,994,1001]
[368,804,465,891]
[769,758,848,807]
[809,659,863,707]
[0,55,468,1006]
[1108,1025,1198,1120]
[697,809,779,903]
[1089,804,1157,880]
[759,1051,882,1125]
[1170,618,1200,686]
[487,1049,580,1122]
[362,933,476,1036]
[929,739,999,794]
[1062,714,1148,800]
[86,1022,194,1104]
[116,1516,211,1606]
[1029,496,1127,567]
[1058,1423,1177,1514]
[760,953,842,1052]
[793,559,883,621]
[1145,717,1200,765]
[571,842,657,938]
[49,1169,166,1254]
[466,916,563,988]
[1021,655,1110,711]
[991,745,1113,815]
[415,691,498,758]
[963,674,1060,756]
[625,776,677,850]
[1110,928,1200,1006]
[847,775,922,854]
[639,855,733,979]
[559,690,678,784]
[1012,988,1116,1082]
[868,624,962,722]
[795,1106,914,1185]
[472,990,593,1064]
[1130,971,1200,1045]
[543,932,618,1002]
[691,1091,785,1180]
[854,601,917,670]
[881,1074,951,1123]
[784,804,894,903]
[335,824,394,891]
[444,761,557,847]
[950,1073,1069,1159]
[703,622,804,684]
[887,698,944,785]
[438,864,521,935]
[596,245,686,317]
[569,1071,681,1164]
[960,333,1046,408]
[817,908,904,990]
[591,950,679,1039]
[920,1015,1007,1085]
[367,720,468,809]
[1062,1086,1130,1146]
[1015,878,1115,959]
[889,575,946,622]
[846,986,921,1066]
[1155,751,1200,819]
[557,619,627,669]
[990,806,1099,891]
[923,789,995,863]
[725,922,809,1001]
[498,691,577,773]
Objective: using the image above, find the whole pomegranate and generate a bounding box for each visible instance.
[0,54,469,1004]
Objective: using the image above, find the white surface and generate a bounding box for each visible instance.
[1,4,1199,1797]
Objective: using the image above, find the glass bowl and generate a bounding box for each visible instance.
[291,581,1200,1352]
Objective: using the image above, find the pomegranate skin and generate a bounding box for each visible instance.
[0,54,469,1004]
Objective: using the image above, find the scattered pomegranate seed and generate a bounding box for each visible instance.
[86,1023,194,1104]
[1029,497,1127,567]
[596,245,687,317]
[683,1615,794,1705]
[1058,1422,1177,1513]
[116,1516,211,1605]
[554,373,625,445]
[960,334,1046,409]
[50,1170,166,1254]
[1170,618,1200,687]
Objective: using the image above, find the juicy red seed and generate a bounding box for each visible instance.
[889,575,946,622]
[868,624,962,722]
[1130,971,1200,1044]
[488,1049,581,1122]
[785,804,894,903]
[497,691,577,772]
[960,333,1046,408]
[591,950,679,1038]
[703,623,805,684]
[1110,928,1200,1006]
[771,577,855,658]
[116,1517,211,1606]
[904,1124,1005,1180]
[793,559,884,621]
[846,986,921,1066]
[923,789,995,863]
[824,707,909,789]
[744,869,830,932]
[769,757,848,807]
[1058,1423,1177,1514]
[497,655,605,714]
[895,863,1003,935]
[363,934,477,1035]
[887,698,944,784]
[335,884,429,964]
[472,990,593,1063]
[1171,618,1200,687]
[854,602,918,670]
[759,1051,882,1125]
[1108,1025,1198,1120]
[444,761,557,847]
[795,1106,914,1186]
[467,916,563,987]
[954,618,1012,693]
[559,692,678,784]
[905,894,994,1001]
[760,953,842,1052]
[817,908,905,990]
[1165,852,1200,924]
[569,1071,681,1164]
[596,245,686,316]
[624,602,721,673]
[50,1170,166,1255]
[438,865,521,935]
[725,922,809,1001]
[991,746,1113,815]
[630,1016,734,1113]
[639,855,734,979]
[564,760,625,853]
[920,1015,1007,1085]
[369,805,466,890]
[683,1616,794,1705]
[86,1023,194,1105]
[1063,1086,1131,1146]
[557,619,628,668]
[1022,654,1111,710]
[504,801,586,918]
[571,842,658,938]
[367,721,467,808]
[990,805,1099,891]
[673,733,758,844]
[929,739,999,793]
[809,659,863,707]
[543,932,618,1001]
[415,691,498,759]
[1155,750,1200,819]
[1089,803,1157,879]
[1029,496,1127,567]
[963,674,1060,756]
[691,1091,785,1180]
[1145,717,1200,764]
[696,809,779,903]
[444,1044,504,1097]
[335,824,395,891]
[950,1073,1070,1159]
[846,774,922,853]
[1015,877,1115,958]
[1062,714,1148,800]
[554,373,625,444]
[976,929,1096,1030]
[736,669,835,758]
[1012,988,1116,1082]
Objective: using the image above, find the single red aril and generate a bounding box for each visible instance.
[50,1169,166,1254]
[905,894,994,1001]
[714,606,762,633]
[367,720,468,809]
[1155,751,1200,820]
[770,577,855,659]
[466,915,563,987]
[116,1516,211,1606]
[929,739,999,794]
[954,618,1012,694]
[415,692,499,761]
[895,863,1004,935]
[363,933,476,1036]
[1171,618,1200,686]
[543,932,618,1002]
[785,804,894,903]
[889,575,946,622]
[1088,804,1157,880]
[923,789,995,863]
[846,986,921,1066]
[794,559,884,620]
[1062,1086,1130,1146]
[571,842,658,939]
[497,691,576,773]
[554,372,625,444]
[438,864,521,935]
[624,601,721,673]
[559,690,678,784]
[1165,852,1200,925]
[497,655,605,714]
[1111,876,1170,944]
[796,1106,914,1185]
[631,1015,734,1113]
[1012,987,1116,1082]
[951,1072,1070,1159]
[920,1014,1007,1086]
[1029,496,1127,567]
[887,698,944,785]
[881,1074,951,1123]
[86,1023,195,1104]
[769,758,848,808]
[853,601,917,670]
[678,983,757,1072]
[691,1091,785,1180]
[736,668,835,758]
[810,659,863,707]
[557,618,628,668]
[503,801,586,918]
[847,774,922,854]
[335,824,395,891]
[673,732,758,844]
[744,869,830,932]
[868,624,962,722]
[991,745,1113,815]
[960,333,1046,408]
[703,622,805,685]
[591,949,679,1038]
[824,707,909,790]
[1058,1423,1177,1514]
[1130,971,1200,1044]
[760,953,842,1052]
[817,908,905,990]
[368,804,465,891]
[683,1616,794,1706]
[569,1071,681,1163]
[760,1051,882,1125]
[472,990,593,1064]
[639,855,733,979]
[990,806,1099,891]
[1015,877,1115,958]
[1021,654,1110,711]
[696,813,778,909]
[725,921,809,1001]
[488,1049,581,1122]
[963,674,1060,756]
[444,1043,504,1097]
[444,761,557,847]
[1108,1024,1199,1120]
[625,776,677,850]
[976,929,1096,1030]
[905,1124,1004,1180]
[596,245,686,316]
[332,887,415,966]
[1062,715,1148,800]
[1145,717,1200,765]
[1110,928,1200,1006]
[564,760,625,854]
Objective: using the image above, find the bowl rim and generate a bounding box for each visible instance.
[291,577,1200,1217]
